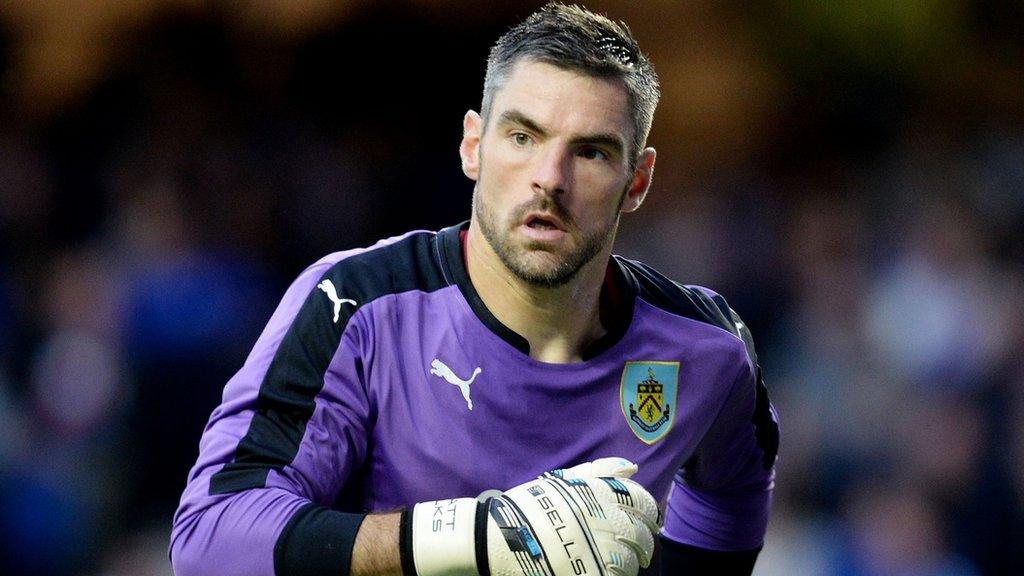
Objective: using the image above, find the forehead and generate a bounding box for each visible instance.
[488,60,632,139]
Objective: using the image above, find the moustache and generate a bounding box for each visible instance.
[512,197,575,230]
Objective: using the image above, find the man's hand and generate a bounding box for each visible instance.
[403,457,661,576]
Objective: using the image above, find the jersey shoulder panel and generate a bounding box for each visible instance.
[615,256,754,362]
[313,229,452,314]
[208,229,451,496]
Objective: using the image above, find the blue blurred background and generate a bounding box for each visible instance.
[1,1,1022,574]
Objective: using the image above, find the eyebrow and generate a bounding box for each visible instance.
[497,109,626,156]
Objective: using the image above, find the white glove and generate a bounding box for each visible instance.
[404,457,661,576]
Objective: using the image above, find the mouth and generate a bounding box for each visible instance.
[523,213,565,232]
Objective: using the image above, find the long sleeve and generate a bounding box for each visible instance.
[170,252,373,576]
[662,309,779,555]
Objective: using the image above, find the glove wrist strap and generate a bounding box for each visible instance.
[409,498,481,575]
[399,508,416,575]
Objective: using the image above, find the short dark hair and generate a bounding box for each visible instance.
[481,3,660,165]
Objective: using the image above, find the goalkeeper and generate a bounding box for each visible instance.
[170,3,779,575]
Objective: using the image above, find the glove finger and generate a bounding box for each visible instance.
[598,497,656,570]
[619,510,656,568]
[596,537,639,576]
[597,477,661,533]
[558,457,638,480]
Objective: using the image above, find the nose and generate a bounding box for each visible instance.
[532,144,571,196]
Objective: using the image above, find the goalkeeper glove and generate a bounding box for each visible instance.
[400,457,660,576]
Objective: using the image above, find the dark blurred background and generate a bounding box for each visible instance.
[0,1,1021,574]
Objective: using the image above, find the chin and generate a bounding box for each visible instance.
[505,251,583,288]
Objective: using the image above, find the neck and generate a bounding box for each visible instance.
[465,222,611,363]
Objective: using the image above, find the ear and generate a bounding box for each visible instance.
[460,110,483,181]
[621,147,656,213]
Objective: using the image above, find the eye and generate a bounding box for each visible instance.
[579,147,609,161]
[511,132,532,147]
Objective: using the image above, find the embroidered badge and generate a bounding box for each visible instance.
[620,361,679,444]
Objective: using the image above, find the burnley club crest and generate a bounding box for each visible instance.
[620,361,679,444]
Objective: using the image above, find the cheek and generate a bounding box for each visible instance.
[573,175,631,216]
[474,167,514,224]
[483,152,526,187]
[478,154,530,204]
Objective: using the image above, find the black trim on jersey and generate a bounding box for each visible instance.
[617,257,779,472]
[615,257,739,341]
[753,365,779,470]
[439,223,531,355]
[659,536,761,575]
[583,258,635,360]
[273,503,365,576]
[210,232,450,495]
[437,222,636,360]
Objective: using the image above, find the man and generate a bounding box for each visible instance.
[171,4,778,576]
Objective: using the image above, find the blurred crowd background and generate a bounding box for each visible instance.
[0,1,1022,575]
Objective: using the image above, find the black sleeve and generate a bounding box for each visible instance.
[273,503,366,576]
[659,535,761,575]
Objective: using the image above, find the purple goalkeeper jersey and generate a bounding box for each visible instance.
[170,223,779,576]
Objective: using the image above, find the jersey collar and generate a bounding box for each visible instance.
[437,221,637,361]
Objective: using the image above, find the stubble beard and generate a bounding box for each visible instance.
[472,180,623,289]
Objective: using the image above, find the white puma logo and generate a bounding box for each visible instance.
[316,279,357,323]
[430,358,482,411]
